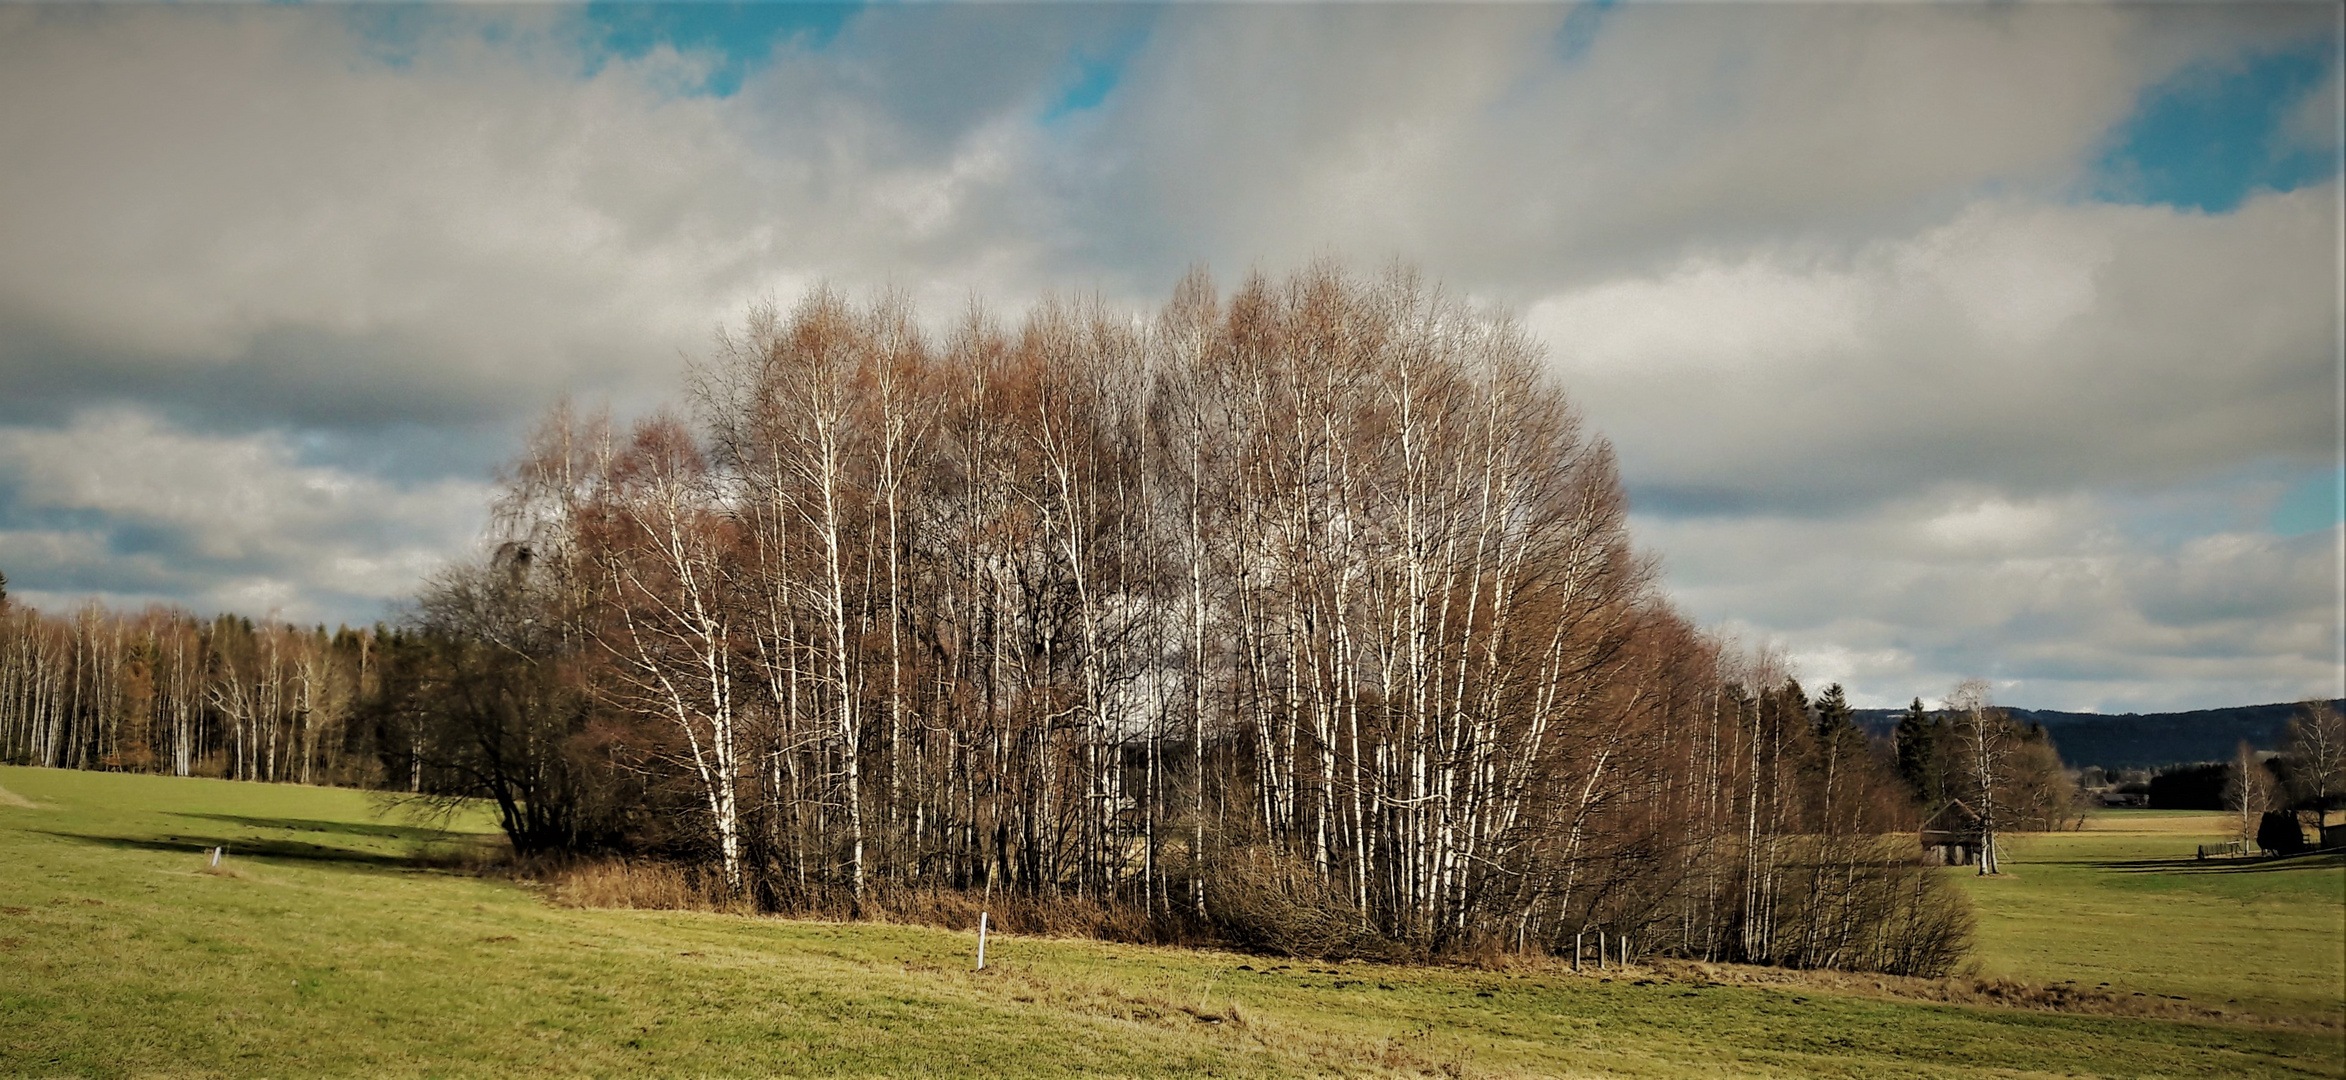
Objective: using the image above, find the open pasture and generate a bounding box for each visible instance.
[1959,811,2346,1022]
[2,767,2340,1079]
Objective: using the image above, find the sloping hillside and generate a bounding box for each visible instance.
[1856,700,2344,771]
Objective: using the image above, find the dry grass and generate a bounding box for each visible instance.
[530,853,1391,959]
[372,809,2346,1035]
[517,842,2329,1033]
[532,862,1189,945]
[0,782,39,809]
[539,858,728,911]
[855,884,1169,942]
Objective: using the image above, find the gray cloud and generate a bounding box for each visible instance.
[0,2,2335,706]
[1061,4,2282,294]
[1639,494,2341,712]
[1530,186,2341,511]
[0,6,775,431]
[0,407,486,623]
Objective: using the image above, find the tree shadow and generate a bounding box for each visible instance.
[168,812,461,845]
[34,828,423,868]
[2079,853,2346,876]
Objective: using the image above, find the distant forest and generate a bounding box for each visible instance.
[0,266,2178,975]
[1857,701,2346,772]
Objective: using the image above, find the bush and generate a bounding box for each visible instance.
[541,857,729,911]
[1203,846,1401,960]
[1741,836,1974,977]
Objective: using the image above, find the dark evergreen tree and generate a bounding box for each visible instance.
[1811,683,1867,778]
[1893,698,1940,807]
[1814,683,1854,737]
[1774,678,1810,731]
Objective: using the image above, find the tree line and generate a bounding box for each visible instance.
[0,592,388,787]
[1,265,1992,973]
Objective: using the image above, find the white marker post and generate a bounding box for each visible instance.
[976,911,989,971]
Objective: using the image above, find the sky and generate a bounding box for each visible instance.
[0,2,2338,714]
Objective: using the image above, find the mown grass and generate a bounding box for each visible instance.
[3,766,2341,1079]
[1957,810,2346,1021]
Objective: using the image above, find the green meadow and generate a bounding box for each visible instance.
[3,766,2340,1079]
[1958,811,2346,1021]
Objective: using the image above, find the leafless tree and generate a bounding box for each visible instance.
[1947,679,2005,875]
[2226,739,2274,844]
[2283,699,2345,810]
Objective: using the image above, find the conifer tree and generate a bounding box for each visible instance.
[1893,698,1938,806]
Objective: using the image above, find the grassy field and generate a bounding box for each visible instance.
[1958,811,2346,1021]
[3,766,2341,1079]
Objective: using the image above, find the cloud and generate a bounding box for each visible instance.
[0,6,809,439]
[0,2,2333,709]
[0,407,485,624]
[4,4,2327,443]
[1538,177,2342,710]
[2286,53,2345,155]
[1639,492,2344,712]
[1530,185,2342,512]
[0,6,1177,439]
[1056,3,2313,295]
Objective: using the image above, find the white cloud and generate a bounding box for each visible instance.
[0,408,486,623]
[1532,186,2341,508]
[0,7,1031,426]
[2287,56,2344,155]
[1639,493,2344,712]
[1071,3,2245,291]
[0,2,2334,711]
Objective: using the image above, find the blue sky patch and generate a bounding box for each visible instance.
[1041,22,1153,123]
[2093,46,2340,213]
[1555,0,1616,65]
[1048,54,1121,120]
[2270,463,2345,536]
[575,1,859,96]
[339,4,440,71]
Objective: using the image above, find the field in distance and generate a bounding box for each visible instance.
[3,766,2340,1079]
[1959,810,2345,1021]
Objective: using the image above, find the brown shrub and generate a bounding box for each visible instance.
[541,857,728,911]
[1203,846,1403,960]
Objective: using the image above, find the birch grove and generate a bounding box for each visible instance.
[0,604,379,786]
[422,264,1968,971]
[0,264,1974,974]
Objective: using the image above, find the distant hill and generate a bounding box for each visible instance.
[1854,700,2345,772]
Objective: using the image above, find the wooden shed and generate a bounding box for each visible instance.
[1920,800,1985,866]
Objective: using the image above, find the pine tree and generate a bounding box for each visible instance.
[1893,698,1938,807]
[1813,683,1854,737]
